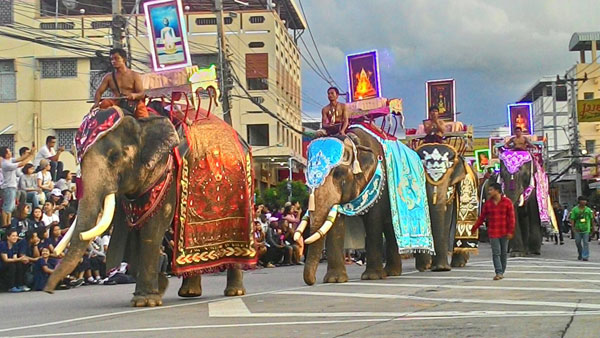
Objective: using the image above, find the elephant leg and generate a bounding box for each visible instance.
[431,206,452,272]
[510,208,526,257]
[361,212,385,280]
[323,215,348,283]
[415,253,432,272]
[383,222,402,277]
[178,275,202,298]
[224,265,245,296]
[131,191,176,307]
[527,199,542,255]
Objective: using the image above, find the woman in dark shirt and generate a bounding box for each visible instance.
[0,229,30,292]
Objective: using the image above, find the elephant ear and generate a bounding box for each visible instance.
[449,157,467,187]
[138,116,180,170]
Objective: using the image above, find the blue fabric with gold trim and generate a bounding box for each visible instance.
[306,137,345,190]
[339,160,385,216]
[352,125,435,254]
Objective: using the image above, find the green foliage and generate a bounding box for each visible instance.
[256,180,309,209]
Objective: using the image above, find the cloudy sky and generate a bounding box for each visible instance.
[298,0,600,134]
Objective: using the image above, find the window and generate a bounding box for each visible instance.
[246,53,268,90]
[584,92,594,100]
[91,21,112,29]
[56,129,77,151]
[41,59,77,78]
[249,16,265,24]
[586,140,596,155]
[40,22,75,30]
[195,17,232,25]
[0,0,13,26]
[0,60,16,101]
[247,124,269,146]
[89,57,113,99]
[250,96,264,104]
[0,134,14,153]
[248,42,265,48]
[191,54,219,68]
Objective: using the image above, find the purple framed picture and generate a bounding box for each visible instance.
[346,50,381,102]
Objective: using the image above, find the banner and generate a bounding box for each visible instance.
[507,103,533,135]
[577,99,600,122]
[346,50,381,102]
[144,0,191,72]
[474,148,491,172]
[426,79,456,121]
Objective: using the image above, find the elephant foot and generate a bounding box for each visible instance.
[384,265,402,277]
[510,251,526,258]
[178,275,202,298]
[361,269,387,280]
[451,253,469,268]
[415,254,432,272]
[323,270,349,283]
[158,273,169,296]
[131,294,163,307]
[430,264,451,272]
[224,286,246,296]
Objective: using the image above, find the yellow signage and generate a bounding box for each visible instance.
[577,99,600,122]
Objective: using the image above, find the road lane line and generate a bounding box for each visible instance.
[11,312,600,337]
[466,264,600,270]
[278,291,600,310]
[389,275,600,283]
[455,269,600,275]
[507,257,600,265]
[338,282,600,293]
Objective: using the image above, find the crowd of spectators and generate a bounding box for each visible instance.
[0,136,113,293]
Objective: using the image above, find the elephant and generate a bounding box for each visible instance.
[414,143,469,271]
[44,110,253,307]
[299,128,404,285]
[498,151,542,256]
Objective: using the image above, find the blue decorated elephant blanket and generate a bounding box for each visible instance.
[352,125,435,255]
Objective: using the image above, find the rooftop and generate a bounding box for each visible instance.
[569,32,600,51]
[517,76,568,103]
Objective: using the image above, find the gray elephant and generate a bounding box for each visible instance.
[298,125,433,285]
[44,108,255,306]
[414,143,475,271]
[498,150,542,256]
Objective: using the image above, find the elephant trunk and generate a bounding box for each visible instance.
[44,194,114,293]
[302,206,333,285]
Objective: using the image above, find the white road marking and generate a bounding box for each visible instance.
[338,282,600,294]
[207,298,600,318]
[455,269,600,276]
[466,264,600,270]
[11,312,600,338]
[507,257,600,266]
[390,275,600,283]
[278,291,600,310]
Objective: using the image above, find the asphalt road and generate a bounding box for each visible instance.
[1,236,600,338]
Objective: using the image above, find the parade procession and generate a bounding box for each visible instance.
[1,1,600,337]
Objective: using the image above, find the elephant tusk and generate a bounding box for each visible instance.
[293,212,310,242]
[80,194,116,241]
[305,206,339,245]
[54,217,77,255]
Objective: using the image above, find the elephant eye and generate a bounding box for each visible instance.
[108,149,121,163]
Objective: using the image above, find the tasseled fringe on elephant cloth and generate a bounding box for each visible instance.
[177,263,258,277]
[453,247,479,255]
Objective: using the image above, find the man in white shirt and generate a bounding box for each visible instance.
[1,146,35,226]
[33,136,65,181]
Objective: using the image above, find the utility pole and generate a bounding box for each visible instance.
[561,72,588,198]
[111,0,126,49]
[215,0,232,125]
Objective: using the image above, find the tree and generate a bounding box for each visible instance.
[257,180,309,209]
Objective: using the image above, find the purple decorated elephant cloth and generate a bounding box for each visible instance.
[75,107,124,163]
[499,150,532,175]
[534,159,551,225]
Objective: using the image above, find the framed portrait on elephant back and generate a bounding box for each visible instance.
[346,50,381,102]
[144,0,191,72]
[426,79,456,122]
[507,103,533,135]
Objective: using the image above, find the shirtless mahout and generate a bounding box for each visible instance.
[91,48,148,118]
[316,87,349,137]
[506,127,534,151]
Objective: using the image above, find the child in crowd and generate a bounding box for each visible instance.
[42,201,60,227]
[19,163,42,209]
[0,229,30,292]
[33,246,54,291]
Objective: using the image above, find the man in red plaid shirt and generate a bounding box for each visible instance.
[472,182,515,280]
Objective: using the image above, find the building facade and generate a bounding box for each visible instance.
[0,0,306,190]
